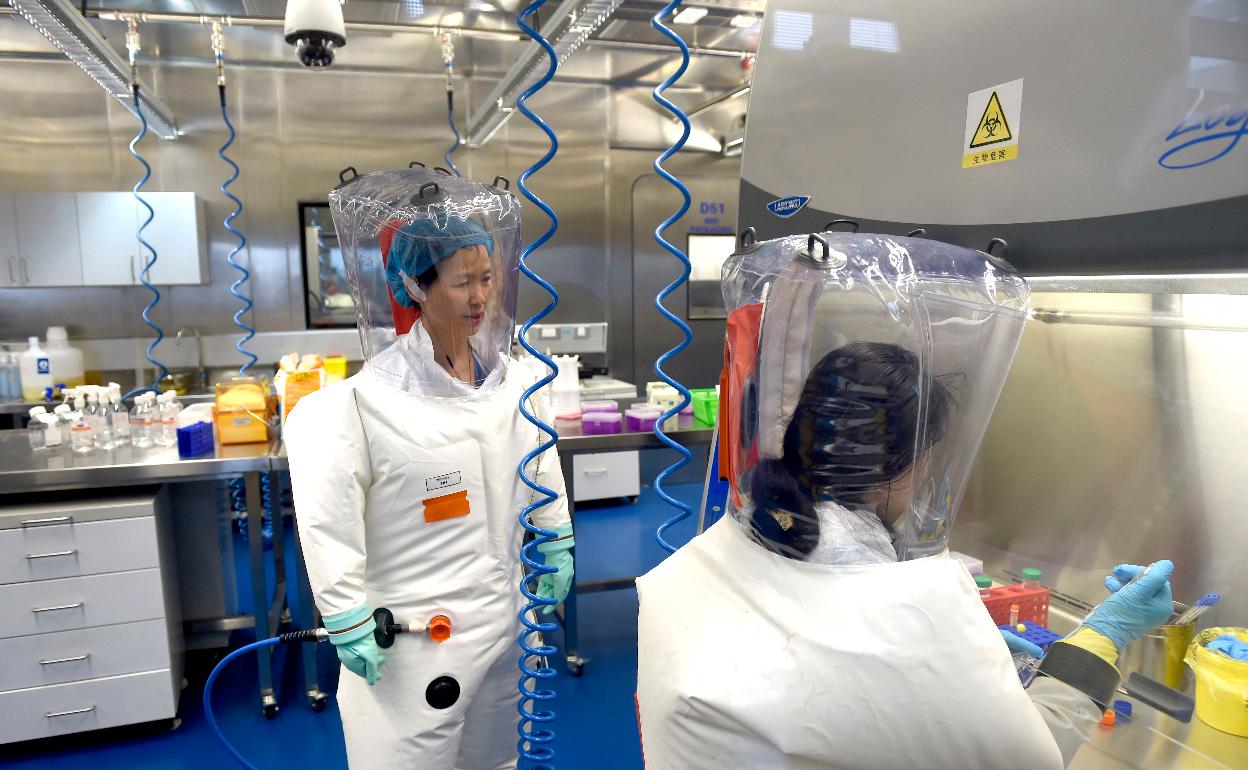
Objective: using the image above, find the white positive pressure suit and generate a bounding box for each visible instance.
[286,169,570,770]
[636,232,1113,770]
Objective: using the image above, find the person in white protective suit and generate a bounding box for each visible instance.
[285,168,575,770]
[636,232,1175,770]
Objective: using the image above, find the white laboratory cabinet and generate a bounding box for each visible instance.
[0,489,183,744]
[0,191,208,287]
[14,193,83,287]
[571,450,640,502]
[0,193,18,288]
[76,192,208,286]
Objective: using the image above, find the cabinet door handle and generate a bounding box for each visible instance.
[40,654,90,665]
[32,602,83,613]
[45,705,95,718]
[6,256,14,285]
[130,253,136,284]
[19,256,29,285]
[582,468,608,476]
[21,516,73,528]
[26,549,78,559]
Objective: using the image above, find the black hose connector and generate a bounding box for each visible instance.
[278,628,321,643]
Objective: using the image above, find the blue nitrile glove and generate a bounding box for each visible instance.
[536,523,575,615]
[1208,635,1248,661]
[323,605,386,685]
[1001,629,1045,659]
[1083,560,1175,652]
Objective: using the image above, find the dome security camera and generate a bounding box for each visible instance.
[284,0,347,68]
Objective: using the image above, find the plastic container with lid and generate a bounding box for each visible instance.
[1022,568,1043,589]
[582,411,622,435]
[580,400,619,414]
[975,575,993,599]
[626,405,662,432]
[19,337,51,402]
[44,327,85,392]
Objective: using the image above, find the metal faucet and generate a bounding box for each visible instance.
[175,326,208,392]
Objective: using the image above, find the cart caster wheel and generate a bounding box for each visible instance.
[310,696,327,713]
[263,703,279,720]
[566,656,586,676]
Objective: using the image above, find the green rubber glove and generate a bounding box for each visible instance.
[537,523,575,615]
[1083,560,1175,653]
[323,605,386,686]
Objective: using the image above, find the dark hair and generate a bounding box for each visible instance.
[748,341,953,558]
[414,265,440,290]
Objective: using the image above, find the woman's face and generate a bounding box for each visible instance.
[418,244,494,341]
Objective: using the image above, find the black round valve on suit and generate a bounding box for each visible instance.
[426,676,461,709]
[373,607,400,649]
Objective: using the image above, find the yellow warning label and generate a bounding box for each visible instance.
[962,78,1022,170]
[969,91,1012,148]
[962,144,1018,168]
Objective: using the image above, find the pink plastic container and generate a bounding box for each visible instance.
[582,411,622,435]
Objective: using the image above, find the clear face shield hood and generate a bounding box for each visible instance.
[329,168,521,398]
[721,232,1030,562]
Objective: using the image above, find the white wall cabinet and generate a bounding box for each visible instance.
[4,192,207,288]
[77,193,139,286]
[0,193,18,288]
[14,193,83,287]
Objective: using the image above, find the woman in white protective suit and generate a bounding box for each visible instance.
[636,231,1175,770]
[285,168,575,770]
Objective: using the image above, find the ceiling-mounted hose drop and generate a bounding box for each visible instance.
[513,2,561,767]
[650,0,695,555]
[123,19,167,399]
[441,31,462,176]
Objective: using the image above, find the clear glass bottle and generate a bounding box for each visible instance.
[109,385,131,447]
[27,406,48,451]
[69,396,94,454]
[86,390,112,450]
[131,393,154,449]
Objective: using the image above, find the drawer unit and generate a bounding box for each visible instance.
[0,569,165,639]
[0,516,158,585]
[571,450,641,502]
[0,620,171,692]
[0,669,177,745]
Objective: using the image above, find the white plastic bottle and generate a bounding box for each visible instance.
[157,391,182,447]
[44,327,85,392]
[131,393,154,449]
[27,406,48,451]
[109,384,131,447]
[69,395,94,454]
[19,337,52,402]
[86,389,112,449]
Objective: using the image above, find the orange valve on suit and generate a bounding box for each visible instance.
[428,615,453,643]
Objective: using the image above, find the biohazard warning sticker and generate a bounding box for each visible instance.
[962,78,1022,168]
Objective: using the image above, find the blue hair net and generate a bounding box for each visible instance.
[385,215,495,308]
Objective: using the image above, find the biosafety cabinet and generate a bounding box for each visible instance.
[739,0,1248,660]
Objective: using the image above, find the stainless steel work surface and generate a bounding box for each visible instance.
[0,431,272,494]
[1070,699,1246,770]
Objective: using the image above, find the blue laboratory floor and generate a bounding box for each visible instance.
[2,482,701,770]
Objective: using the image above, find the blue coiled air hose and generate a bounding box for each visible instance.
[650,2,695,555]
[514,1,561,767]
[445,90,463,177]
[124,83,168,400]
[218,79,258,375]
